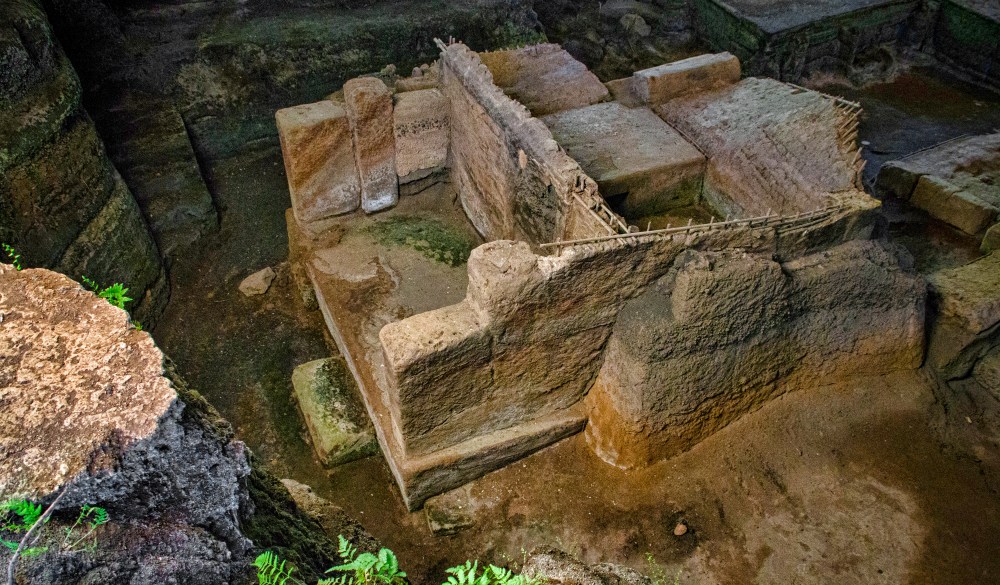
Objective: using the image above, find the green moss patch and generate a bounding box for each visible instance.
[366,215,475,267]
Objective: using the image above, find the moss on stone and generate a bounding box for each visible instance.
[367,215,476,267]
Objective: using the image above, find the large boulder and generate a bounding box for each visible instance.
[0,265,365,584]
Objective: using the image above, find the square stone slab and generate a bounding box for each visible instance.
[480,44,609,116]
[393,88,449,182]
[542,102,706,218]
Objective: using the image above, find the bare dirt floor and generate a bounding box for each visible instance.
[153,67,1000,585]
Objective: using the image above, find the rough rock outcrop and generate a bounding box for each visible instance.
[524,549,651,585]
[0,264,365,584]
[927,252,1000,381]
[0,0,167,326]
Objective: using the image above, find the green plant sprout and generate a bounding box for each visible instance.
[255,535,541,585]
[81,276,133,310]
[61,505,109,552]
[443,560,543,585]
[254,549,305,585]
[1,244,23,271]
[644,553,681,585]
[325,535,406,585]
[0,500,46,559]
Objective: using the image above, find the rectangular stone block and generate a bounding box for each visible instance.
[345,77,399,214]
[393,88,450,183]
[632,52,741,105]
[910,175,999,235]
[543,102,706,218]
[276,101,360,223]
[292,358,379,468]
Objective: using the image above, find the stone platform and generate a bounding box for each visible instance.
[289,184,585,509]
[877,133,1000,237]
[710,0,906,34]
[542,102,706,219]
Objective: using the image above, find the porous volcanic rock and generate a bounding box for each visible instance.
[0,265,364,583]
[0,0,167,326]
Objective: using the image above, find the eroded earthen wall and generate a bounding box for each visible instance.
[585,240,926,468]
[379,203,885,461]
[439,43,610,245]
[658,78,860,219]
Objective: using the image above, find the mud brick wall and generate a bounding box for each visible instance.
[378,202,882,459]
[438,43,609,245]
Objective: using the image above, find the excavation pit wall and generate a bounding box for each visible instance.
[377,195,926,507]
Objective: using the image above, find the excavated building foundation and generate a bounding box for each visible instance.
[280,41,926,509]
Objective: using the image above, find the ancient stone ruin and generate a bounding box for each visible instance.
[279,41,925,509]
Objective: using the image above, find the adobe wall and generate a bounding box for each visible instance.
[379,199,885,466]
[438,42,612,245]
[585,239,925,468]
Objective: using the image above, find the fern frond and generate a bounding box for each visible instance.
[337,534,358,561]
[1,499,42,531]
[81,276,99,292]
[98,283,132,309]
[254,550,305,585]
[82,505,109,528]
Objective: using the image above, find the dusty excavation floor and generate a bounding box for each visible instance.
[154,68,1000,585]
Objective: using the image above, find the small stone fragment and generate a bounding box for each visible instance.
[239,267,276,296]
[674,522,688,536]
[424,485,477,536]
[292,358,380,468]
[982,222,1000,254]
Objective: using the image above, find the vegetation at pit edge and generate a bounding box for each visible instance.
[256,534,545,585]
[366,215,476,267]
